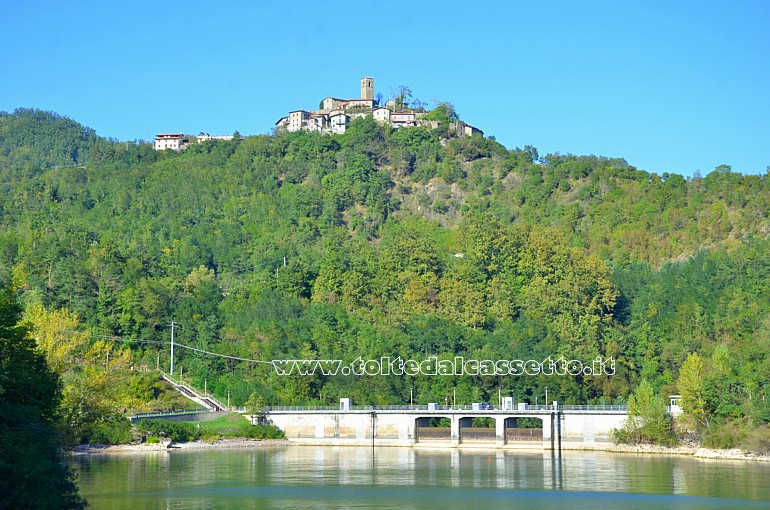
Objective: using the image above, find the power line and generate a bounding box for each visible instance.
[215,256,289,295]
[170,342,273,366]
[61,330,166,345]
[215,256,288,279]
[170,321,176,376]
[50,162,87,170]
[59,329,274,366]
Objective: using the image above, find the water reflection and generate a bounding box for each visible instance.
[71,446,770,509]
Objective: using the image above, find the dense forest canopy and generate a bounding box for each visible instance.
[1,107,769,447]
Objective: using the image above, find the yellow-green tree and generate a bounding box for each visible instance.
[24,303,134,445]
[677,352,708,428]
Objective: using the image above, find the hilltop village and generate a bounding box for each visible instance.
[274,77,482,136]
[154,77,482,150]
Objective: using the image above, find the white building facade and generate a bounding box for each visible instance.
[154,133,186,151]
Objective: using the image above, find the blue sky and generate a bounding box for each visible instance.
[3,0,768,177]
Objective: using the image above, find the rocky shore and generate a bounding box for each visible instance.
[72,438,290,454]
[692,447,770,462]
[606,443,770,462]
[73,439,770,462]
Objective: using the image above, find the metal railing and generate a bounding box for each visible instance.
[131,409,207,420]
[559,405,628,412]
[159,371,229,412]
[264,404,629,413]
[129,403,631,421]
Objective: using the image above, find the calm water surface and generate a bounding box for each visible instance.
[70,446,770,509]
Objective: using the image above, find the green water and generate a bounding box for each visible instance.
[70,446,770,509]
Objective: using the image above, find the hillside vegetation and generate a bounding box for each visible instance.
[1,107,769,448]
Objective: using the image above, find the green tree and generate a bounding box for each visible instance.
[616,380,673,445]
[246,390,267,425]
[393,85,413,109]
[677,352,708,428]
[0,287,86,509]
[423,101,459,124]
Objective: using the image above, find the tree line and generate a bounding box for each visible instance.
[0,108,769,453]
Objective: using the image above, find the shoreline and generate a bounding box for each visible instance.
[72,438,291,455]
[604,443,770,461]
[72,439,770,462]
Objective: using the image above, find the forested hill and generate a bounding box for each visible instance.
[1,108,769,446]
[0,109,109,171]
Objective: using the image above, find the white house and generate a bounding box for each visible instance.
[307,114,329,132]
[288,110,312,132]
[373,106,391,124]
[154,133,186,151]
[330,112,349,134]
[390,111,416,128]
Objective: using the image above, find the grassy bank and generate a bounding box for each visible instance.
[136,413,284,443]
[86,413,285,445]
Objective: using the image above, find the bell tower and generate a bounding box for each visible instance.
[360,77,374,100]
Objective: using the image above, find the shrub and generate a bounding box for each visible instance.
[702,418,749,449]
[134,415,285,443]
[87,416,132,445]
[136,419,199,442]
[743,425,770,455]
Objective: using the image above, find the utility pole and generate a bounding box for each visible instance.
[276,257,287,283]
[170,321,176,376]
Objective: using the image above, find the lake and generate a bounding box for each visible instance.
[70,446,770,509]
